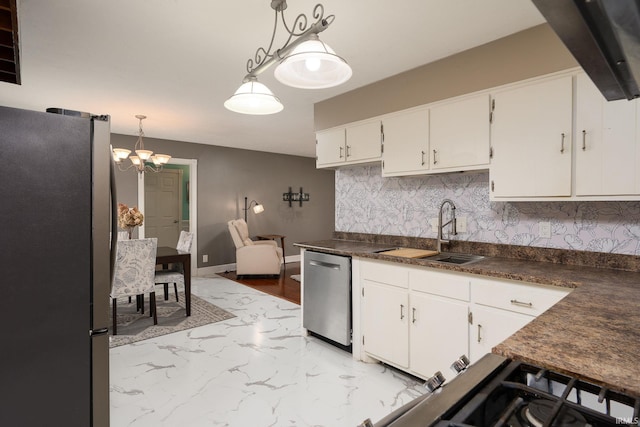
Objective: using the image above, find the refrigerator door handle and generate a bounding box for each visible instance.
[89,327,109,337]
[109,144,118,283]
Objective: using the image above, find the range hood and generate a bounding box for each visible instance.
[532,0,640,101]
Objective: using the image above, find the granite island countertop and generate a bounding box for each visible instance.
[295,238,640,398]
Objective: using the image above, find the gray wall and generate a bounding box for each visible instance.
[112,133,335,268]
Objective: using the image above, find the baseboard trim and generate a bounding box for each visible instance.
[197,255,300,277]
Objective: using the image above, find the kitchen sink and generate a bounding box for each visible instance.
[425,252,484,265]
[372,248,485,265]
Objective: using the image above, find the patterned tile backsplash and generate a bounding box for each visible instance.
[336,165,640,255]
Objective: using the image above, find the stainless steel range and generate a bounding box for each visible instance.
[361,354,639,427]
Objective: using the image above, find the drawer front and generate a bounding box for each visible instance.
[472,277,570,316]
[361,259,409,289]
[409,267,470,301]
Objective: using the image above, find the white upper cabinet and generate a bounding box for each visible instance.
[575,73,640,197]
[316,120,382,168]
[316,127,346,167]
[381,108,430,176]
[490,75,573,198]
[346,120,383,163]
[429,94,491,171]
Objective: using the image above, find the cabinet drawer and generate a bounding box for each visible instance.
[361,260,409,289]
[409,267,470,301]
[472,277,570,316]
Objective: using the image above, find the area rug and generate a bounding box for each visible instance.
[291,274,301,282]
[109,292,235,348]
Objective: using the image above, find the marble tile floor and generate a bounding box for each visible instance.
[110,275,425,427]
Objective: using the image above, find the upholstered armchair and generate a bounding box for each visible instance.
[227,219,283,276]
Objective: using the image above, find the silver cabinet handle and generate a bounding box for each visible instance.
[433,149,438,165]
[339,146,344,159]
[510,299,533,308]
[477,324,482,343]
[582,130,586,151]
[421,150,426,166]
[560,133,565,153]
[400,304,405,320]
[412,307,417,324]
[346,145,351,158]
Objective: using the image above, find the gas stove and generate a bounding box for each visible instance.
[363,354,639,427]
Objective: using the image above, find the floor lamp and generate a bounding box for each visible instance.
[244,197,264,222]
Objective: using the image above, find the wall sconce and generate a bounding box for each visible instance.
[283,187,310,207]
[243,196,264,222]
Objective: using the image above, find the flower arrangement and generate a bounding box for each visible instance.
[117,203,144,238]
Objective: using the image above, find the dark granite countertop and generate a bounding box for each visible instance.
[294,236,640,398]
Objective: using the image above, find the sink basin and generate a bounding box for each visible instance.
[372,248,485,265]
[425,252,484,265]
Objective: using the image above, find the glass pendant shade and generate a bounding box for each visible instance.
[152,154,172,165]
[224,78,284,115]
[135,149,153,161]
[113,148,131,160]
[274,35,352,89]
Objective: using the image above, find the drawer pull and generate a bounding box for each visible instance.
[510,299,533,308]
[477,324,482,343]
[412,307,417,324]
[400,304,405,320]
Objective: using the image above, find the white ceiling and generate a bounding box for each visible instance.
[1,0,545,158]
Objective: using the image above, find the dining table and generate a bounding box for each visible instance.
[156,246,192,316]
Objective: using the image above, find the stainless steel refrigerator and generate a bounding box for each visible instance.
[0,105,113,427]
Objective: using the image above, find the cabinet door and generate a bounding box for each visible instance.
[381,109,430,176]
[409,292,469,380]
[490,76,573,198]
[469,305,533,363]
[316,128,345,167]
[430,94,490,170]
[575,73,640,196]
[363,280,409,368]
[346,121,382,163]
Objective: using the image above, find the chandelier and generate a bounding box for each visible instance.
[112,115,171,174]
[224,0,352,115]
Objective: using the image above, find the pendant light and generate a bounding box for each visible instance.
[223,76,283,115]
[224,1,352,115]
[274,34,352,89]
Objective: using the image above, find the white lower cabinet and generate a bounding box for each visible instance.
[360,259,571,381]
[468,304,533,363]
[409,292,469,379]
[468,276,570,363]
[362,280,409,368]
[361,260,471,380]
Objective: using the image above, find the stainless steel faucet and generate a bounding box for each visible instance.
[437,199,457,253]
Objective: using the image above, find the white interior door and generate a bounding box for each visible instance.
[144,168,182,247]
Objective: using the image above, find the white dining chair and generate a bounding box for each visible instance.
[111,238,158,335]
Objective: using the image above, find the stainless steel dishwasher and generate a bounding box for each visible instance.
[303,251,352,349]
